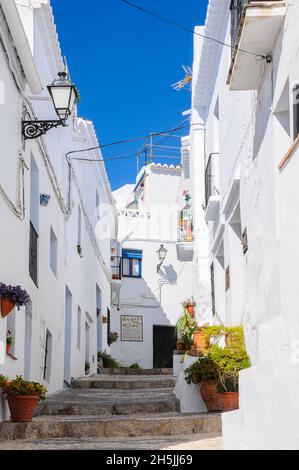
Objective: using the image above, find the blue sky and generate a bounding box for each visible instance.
[51,0,209,190]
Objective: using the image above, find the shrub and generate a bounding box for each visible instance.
[98,350,121,368]
[185,357,218,385]
[207,345,251,392]
[129,363,142,369]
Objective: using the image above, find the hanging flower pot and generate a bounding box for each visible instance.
[1,298,15,318]
[0,283,30,318]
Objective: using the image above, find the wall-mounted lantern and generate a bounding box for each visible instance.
[157,244,168,273]
[22,72,79,140]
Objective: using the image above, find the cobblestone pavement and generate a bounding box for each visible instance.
[0,433,222,450]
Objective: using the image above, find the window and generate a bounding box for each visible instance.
[293,84,299,140]
[29,222,38,286]
[225,266,231,291]
[29,156,39,286]
[43,330,52,382]
[242,228,248,254]
[77,306,82,350]
[210,263,216,316]
[50,227,58,275]
[122,249,142,278]
[96,190,100,220]
[77,205,82,257]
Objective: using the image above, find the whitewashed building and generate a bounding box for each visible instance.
[0,0,115,421]
[110,161,197,369]
[190,0,299,450]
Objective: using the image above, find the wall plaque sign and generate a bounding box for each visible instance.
[121,315,143,342]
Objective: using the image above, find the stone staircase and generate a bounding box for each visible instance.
[0,370,222,447]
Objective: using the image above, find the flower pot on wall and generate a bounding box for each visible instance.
[200,380,222,411]
[7,396,39,422]
[193,330,210,353]
[6,343,11,355]
[218,392,239,412]
[187,306,195,318]
[1,298,15,318]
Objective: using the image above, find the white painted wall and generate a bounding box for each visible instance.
[0,0,115,421]
[191,0,299,450]
[110,164,195,368]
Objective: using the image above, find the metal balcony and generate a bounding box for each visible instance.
[228,1,287,90]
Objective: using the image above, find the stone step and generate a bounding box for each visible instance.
[97,368,173,376]
[0,412,222,440]
[72,375,177,390]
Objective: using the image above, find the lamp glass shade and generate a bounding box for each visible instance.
[48,73,78,121]
[157,245,167,261]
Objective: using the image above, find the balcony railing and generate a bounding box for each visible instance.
[205,153,220,207]
[230,0,282,55]
[111,256,122,281]
[178,209,194,243]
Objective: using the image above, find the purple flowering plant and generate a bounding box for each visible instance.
[0,283,30,310]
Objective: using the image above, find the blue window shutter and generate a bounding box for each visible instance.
[122,249,142,260]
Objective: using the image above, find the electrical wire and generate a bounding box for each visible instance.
[119,0,269,60]
[66,122,199,161]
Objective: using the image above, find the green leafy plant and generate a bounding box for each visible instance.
[6,331,13,346]
[129,363,142,369]
[176,309,197,337]
[223,326,245,348]
[0,375,47,401]
[185,357,218,385]
[207,345,251,392]
[98,350,121,368]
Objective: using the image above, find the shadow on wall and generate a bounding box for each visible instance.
[161,264,178,282]
[111,276,177,369]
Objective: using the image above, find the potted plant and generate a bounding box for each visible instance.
[181,299,196,317]
[6,331,13,355]
[208,344,251,412]
[193,326,210,353]
[0,375,47,422]
[0,283,30,318]
[185,357,222,411]
[176,337,186,352]
[102,315,108,324]
[108,331,118,345]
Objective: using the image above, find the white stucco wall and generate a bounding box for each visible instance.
[0,0,115,421]
[191,0,299,450]
[110,164,195,368]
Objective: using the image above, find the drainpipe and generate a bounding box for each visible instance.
[0,0,42,94]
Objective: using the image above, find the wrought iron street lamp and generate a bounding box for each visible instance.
[22,72,79,140]
[157,245,168,272]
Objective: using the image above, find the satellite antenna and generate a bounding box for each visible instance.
[172,65,193,92]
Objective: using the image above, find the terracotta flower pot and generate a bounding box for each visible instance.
[6,343,11,355]
[187,306,195,317]
[200,380,222,411]
[1,298,15,318]
[193,330,210,353]
[7,396,39,422]
[176,341,185,352]
[218,392,239,412]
